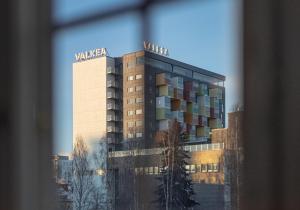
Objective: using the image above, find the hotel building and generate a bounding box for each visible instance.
[72,45,227,210]
[73,47,225,151]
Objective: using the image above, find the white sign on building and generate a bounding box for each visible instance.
[143,41,169,56]
[75,48,107,62]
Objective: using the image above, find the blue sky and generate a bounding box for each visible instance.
[53,0,242,155]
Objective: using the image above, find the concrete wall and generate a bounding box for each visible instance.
[72,57,108,150]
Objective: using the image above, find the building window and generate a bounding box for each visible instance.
[136,97,143,103]
[154,167,159,175]
[136,109,142,115]
[136,120,143,127]
[145,57,172,72]
[128,133,134,138]
[134,168,139,175]
[127,75,134,81]
[127,98,135,104]
[127,110,134,116]
[127,60,135,69]
[138,167,144,175]
[213,163,219,172]
[185,165,190,173]
[127,87,134,93]
[107,126,113,132]
[173,65,193,78]
[207,163,213,172]
[128,122,134,128]
[144,167,149,174]
[196,165,201,172]
[107,115,113,121]
[136,56,144,65]
[148,167,153,175]
[135,74,142,80]
[201,164,207,172]
[190,165,196,173]
[136,132,143,138]
[135,85,143,91]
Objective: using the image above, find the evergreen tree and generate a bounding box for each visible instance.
[155,120,199,210]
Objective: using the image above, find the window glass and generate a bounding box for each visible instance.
[136,98,143,103]
[128,133,134,138]
[127,110,134,116]
[148,167,153,175]
[136,120,143,127]
[139,167,144,175]
[135,86,143,91]
[144,167,149,174]
[136,132,143,138]
[173,66,193,78]
[136,56,145,65]
[154,167,159,174]
[213,163,219,172]
[127,98,135,104]
[190,165,196,173]
[145,57,172,72]
[185,165,190,173]
[135,74,142,80]
[127,75,134,81]
[127,87,134,92]
[201,164,207,172]
[128,121,134,127]
[136,109,142,114]
[196,165,201,172]
[207,163,213,172]
[193,71,223,84]
[127,60,136,69]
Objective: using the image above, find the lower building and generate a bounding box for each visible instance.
[108,110,243,210]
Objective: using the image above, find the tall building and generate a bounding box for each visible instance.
[73,49,123,151]
[122,50,225,149]
[72,45,225,151]
[72,44,227,210]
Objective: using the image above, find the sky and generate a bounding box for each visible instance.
[53,0,242,155]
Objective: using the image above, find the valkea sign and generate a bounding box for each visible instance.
[75,48,107,62]
[143,41,169,56]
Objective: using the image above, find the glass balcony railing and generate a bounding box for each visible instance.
[107,103,121,110]
[107,91,120,99]
[107,126,120,133]
[109,143,225,158]
[107,67,120,75]
[107,80,121,88]
[107,115,122,121]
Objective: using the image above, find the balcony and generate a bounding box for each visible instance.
[107,103,121,110]
[107,66,120,75]
[107,91,120,99]
[107,126,121,133]
[107,115,122,122]
[107,80,121,88]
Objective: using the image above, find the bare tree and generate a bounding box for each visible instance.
[91,141,110,210]
[72,136,95,210]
